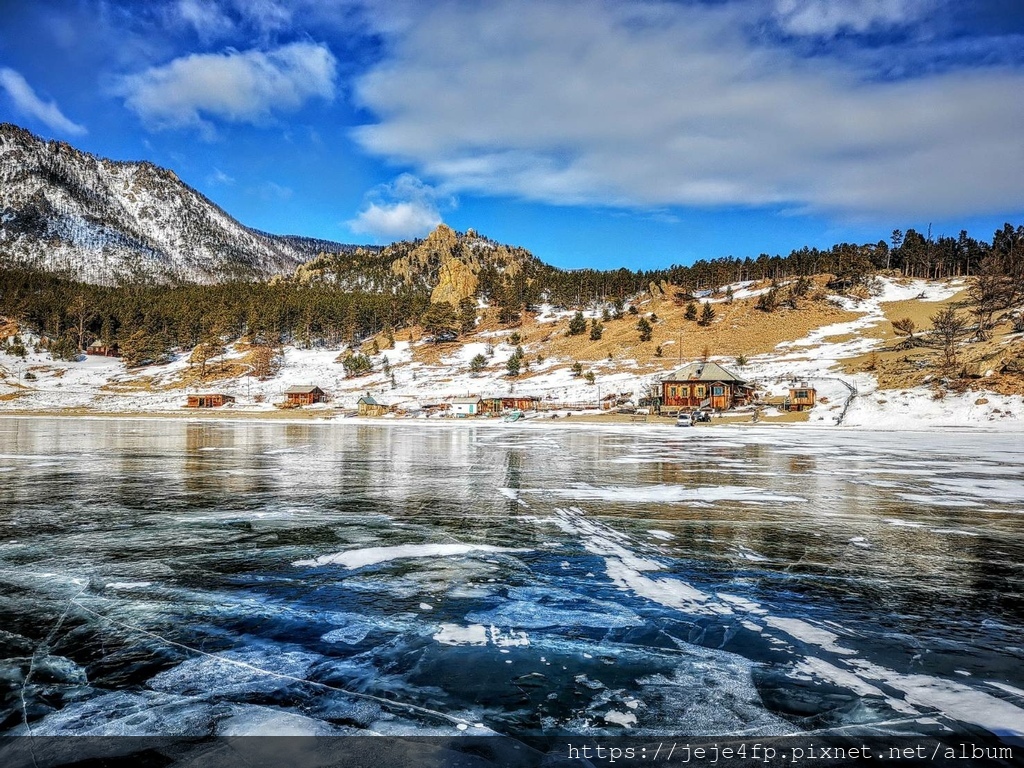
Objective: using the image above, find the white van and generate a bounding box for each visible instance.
[676,412,693,427]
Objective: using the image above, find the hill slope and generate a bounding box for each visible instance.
[291,223,543,302]
[0,123,348,284]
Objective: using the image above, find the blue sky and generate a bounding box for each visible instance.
[2,0,1023,270]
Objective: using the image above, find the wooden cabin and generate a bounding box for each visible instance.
[357,395,390,417]
[481,393,540,415]
[660,361,752,413]
[450,396,483,417]
[186,393,235,408]
[86,340,119,357]
[787,383,816,412]
[284,385,327,406]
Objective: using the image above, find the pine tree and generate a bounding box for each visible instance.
[684,302,698,321]
[421,302,459,339]
[458,297,478,334]
[756,288,779,313]
[506,353,521,377]
[589,319,604,340]
[567,311,587,335]
[636,317,652,342]
[698,302,715,326]
[470,353,487,373]
[341,353,373,377]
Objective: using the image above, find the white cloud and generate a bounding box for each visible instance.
[0,67,86,136]
[347,174,448,241]
[207,168,235,186]
[229,0,293,34]
[173,0,235,41]
[772,0,937,37]
[253,180,293,200]
[116,42,336,131]
[350,0,1024,220]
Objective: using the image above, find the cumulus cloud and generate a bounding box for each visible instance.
[0,67,86,136]
[772,0,938,37]
[347,174,449,241]
[116,42,336,131]
[350,0,1024,220]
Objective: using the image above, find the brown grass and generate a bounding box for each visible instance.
[838,279,1024,395]
[0,318,21,339]
[503,279,859,380]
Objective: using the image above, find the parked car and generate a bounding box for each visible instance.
[676,412,693,427]
[694,410,712,423]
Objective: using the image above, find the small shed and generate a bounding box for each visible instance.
[787,383,816,411]
[450,396,483,417]
[87,340,119,357]
[186,393,235,408]
[357,395,390,417]
[284,385,327,406]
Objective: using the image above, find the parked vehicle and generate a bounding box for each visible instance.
[694,410,712,423]
[676,412,693,427]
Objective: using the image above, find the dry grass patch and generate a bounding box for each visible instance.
[841,316,1024,397]
[516,280,858,372]
[0,318,21,338]
[100,377,161,392]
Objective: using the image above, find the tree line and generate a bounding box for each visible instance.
[1,221,1020,363]
[0,265,429,363]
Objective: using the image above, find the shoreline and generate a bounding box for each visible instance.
[0,408,1018,433]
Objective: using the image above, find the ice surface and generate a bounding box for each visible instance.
[603,709,637,727]
[647,529,674,540]
[466,595,643,629]
[11,691,217,736]
[3,417,1022,743]
[531,484,806,505]
[850,660,1024,742]
[215,705,346,736]
[148,648,319,698]
[433,623,488,646]
[294,543,529,568]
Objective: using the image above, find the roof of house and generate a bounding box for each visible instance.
[451,396,483,404]
[358,395,379,405]
[661,361,746,383]
[284,385,323,394]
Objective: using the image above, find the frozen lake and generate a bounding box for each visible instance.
[0,418,1022,746]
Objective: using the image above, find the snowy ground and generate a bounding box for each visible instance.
[0,277,1020,430]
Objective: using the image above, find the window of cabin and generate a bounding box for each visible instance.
[712,385,724,395]
[680,386,689,397]
[795,390,809,399]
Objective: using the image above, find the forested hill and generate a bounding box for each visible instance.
[0,123,316,285]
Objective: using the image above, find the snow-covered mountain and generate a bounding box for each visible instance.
[0,123,355,284]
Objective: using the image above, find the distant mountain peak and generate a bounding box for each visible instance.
[0,123,355,285]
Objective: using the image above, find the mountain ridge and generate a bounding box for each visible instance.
[0,123,364,285]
